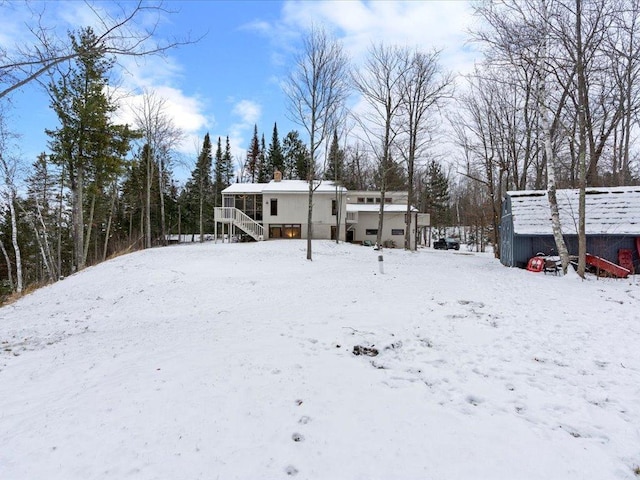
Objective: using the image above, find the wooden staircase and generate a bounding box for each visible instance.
[214,207,264,241]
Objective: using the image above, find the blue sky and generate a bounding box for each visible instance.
[3,0,479,183]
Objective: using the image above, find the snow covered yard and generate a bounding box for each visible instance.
[1,240,639,480]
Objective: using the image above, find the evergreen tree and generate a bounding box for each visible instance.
[245,125,260,182]
[214,136,224,207]
[46,27,136,271]
[324,130,345,182]
[421,160,450,231]
[222,136,234,186]
[257,134,268,182]
[182,133,214,242]
[282,130,310,180]
[267,122,284,175]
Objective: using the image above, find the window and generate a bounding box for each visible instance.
[392,229,404,235]
[366,197,375,204]
[384,197,392,204]
[357,197,365,204]
[283,224,301,238]
[365,229,378,235]
[270,198,278,216]
[375,198,381,203]
[331,199,337,216]
[269,225,282,238]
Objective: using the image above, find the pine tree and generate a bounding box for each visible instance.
[267,122,284,176]
[46,27,137,271]
[182,133,214,242]
[282,130,310,180]
[421,160,450,231]
[324,130,345,182]
[222,136,234,187]
[246,125,260,182]
[257,134,268,182]
[214,136,224,207]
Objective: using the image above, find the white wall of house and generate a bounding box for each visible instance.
[263,192,346,240]
[349,211,416,249]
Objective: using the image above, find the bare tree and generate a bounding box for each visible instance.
[0,110,23,293]
[451,70,509,258]
[131,90,183,248]
[0,1,195,100]
[352,44,408,249]
[397,48,453,251]
[284,25,349,260]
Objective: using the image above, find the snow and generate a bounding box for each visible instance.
[508,187,640,235]
[222,180,346,195]
[1,240,639,479]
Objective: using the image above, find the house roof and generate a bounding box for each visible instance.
[222,180,346,195]
[222,183,267,194]
[507,186,640,235]
[347,204,417,213]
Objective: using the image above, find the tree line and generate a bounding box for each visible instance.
[5,0,639,296]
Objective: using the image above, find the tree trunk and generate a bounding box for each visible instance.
[33,196,57,281]
[307,181,313,259]
[145,146,152,248]
[103,182,118,261]
[82,192,96,268]
[576,0,587,278]
[7,190,23,293]
[73,166,86,271]
[540,74,570,273]
[0,239,13,291]
[404,154,414,251]
[199,193,204,243]
[158,156,167,246]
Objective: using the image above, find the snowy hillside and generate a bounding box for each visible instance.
[1,240,639,479]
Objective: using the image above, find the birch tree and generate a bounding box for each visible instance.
[0,120,23,294]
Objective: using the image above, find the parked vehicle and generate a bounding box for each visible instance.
[433,238,460,250]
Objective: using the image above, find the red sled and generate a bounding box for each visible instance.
[527,256,545,273]
[586,253,630,278]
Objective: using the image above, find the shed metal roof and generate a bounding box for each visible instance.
[507,186,640,235]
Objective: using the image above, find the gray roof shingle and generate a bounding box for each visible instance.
[507,186,640,235]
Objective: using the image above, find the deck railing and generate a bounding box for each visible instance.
[214,207,264,241]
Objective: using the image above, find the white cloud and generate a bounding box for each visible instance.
[280,0,479,75]
[112,52,213,157]
[232,99,262,126]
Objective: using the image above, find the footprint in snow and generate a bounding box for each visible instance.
[285,465,299,476]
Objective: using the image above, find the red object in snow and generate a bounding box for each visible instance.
[636,237,640,257]
[618,249,634,274]
[527,256,545,273]
[585,253,630,278]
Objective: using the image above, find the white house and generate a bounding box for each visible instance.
[216,173,347,241]
[345,191,430,249]
[215,173,430,248]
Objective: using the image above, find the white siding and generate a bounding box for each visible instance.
[350,211,415,248]
[263,192,346,240]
